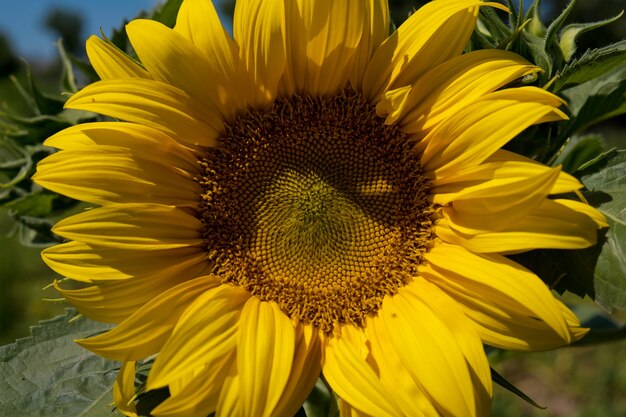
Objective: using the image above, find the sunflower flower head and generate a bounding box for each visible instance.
[33,0,607,416]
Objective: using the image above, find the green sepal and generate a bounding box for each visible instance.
[56,38,78,93]
[559,11,624,62]
[26,70,65,116]
[0,137,32,188]
[491,367,546,409]
[519,31,553,84]
[543,0,577,76]
[524,0,546,37]
[477,6,512,45]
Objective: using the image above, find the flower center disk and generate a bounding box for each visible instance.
[197,89,434,333]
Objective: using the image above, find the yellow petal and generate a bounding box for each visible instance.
[365,316,438,416]
[404,279,492,417]
[423,244,583,350]
[378,49,539,131]
[234,0,286,106]
[34,148,200,207]
[421,87,567,179]
[431,149,583,196]
[52,204,204,250]
[216,362,241,416]
[272,325,322,417]
[65,78,222,147]
[435,198,600,252]
[363,0,506,98]
[147,284,250,390]
[76,276,219,360]
[151,353,234,417]
[280,0,366,96]
[438,166,561,234]
[113,361,138,417]
[380,283,480,417]
[238,298,296,417]
[323,326,401,417]
[86,36,150,80]
[127,19,244,120]
[174,0,245,112]
[42,241,208,283]
[43,122,199,169]
[349,0,390,91]
[51,249,211,323]
[555,198,608,228]
[174,0,239,60]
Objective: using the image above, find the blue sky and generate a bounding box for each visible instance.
[0,0,166,60]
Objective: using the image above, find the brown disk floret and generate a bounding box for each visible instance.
[196,89,434,333]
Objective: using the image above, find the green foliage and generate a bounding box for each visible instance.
[559,11,624,62]
[561,61,626,138]
[467,0,626,310]
[579,150,626,309]
[554,40,626,92]
[0,309,119,417]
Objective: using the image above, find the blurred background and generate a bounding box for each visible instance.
[0,0,624,416]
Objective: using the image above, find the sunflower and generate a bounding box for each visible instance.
[33,0,607,416]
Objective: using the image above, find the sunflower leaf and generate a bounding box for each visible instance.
[579,150,626,309]
[0,309,120,417]
[3,191,57,217]
[303,378,334,417]
[551,133,606,173]
[150,0,184,28]
[560,62,626,139]
[554,40,626,92]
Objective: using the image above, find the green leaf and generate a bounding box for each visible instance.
[559,11,624,62]
[14,215,63,246]
[150,0,184,28]
[579,150,626,309]
[551,133,606,173]
[509,244,598,300]
[0,309,120,417]
[303,379,334,417]
[3,191,57,217]
[0,137,31,188]
[560,62,626,137]
[554,39,626,92]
